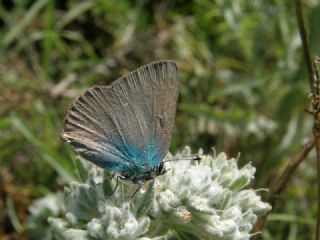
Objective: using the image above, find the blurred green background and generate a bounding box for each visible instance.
[0,0,319,239]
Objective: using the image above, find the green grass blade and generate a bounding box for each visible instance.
[1,0,48,49]
[6,195,22,233]
[10,114,74,182]
[56,1,96,30]
[42,0,55,75]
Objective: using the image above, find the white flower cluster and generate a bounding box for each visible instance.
[152,148,271,239]
[44,147,271,240]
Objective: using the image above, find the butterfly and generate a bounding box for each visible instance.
[62,60,179,184]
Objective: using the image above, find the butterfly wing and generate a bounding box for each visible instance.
[62,60,179,175]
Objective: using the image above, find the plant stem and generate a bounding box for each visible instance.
[295,0,315,93]
[314,121,320,240]
[295,0,320,239]
[252,138,314,238]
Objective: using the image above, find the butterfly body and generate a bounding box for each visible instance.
[62,60,179,182]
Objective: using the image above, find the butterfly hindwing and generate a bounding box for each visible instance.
[62,60,179,176]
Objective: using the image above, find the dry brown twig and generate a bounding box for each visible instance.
[252,138,314,238]
[295,0,320,239]
[252,1,320,239]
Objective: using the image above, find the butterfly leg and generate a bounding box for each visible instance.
[112,175,126,195]
[130,182,143,198]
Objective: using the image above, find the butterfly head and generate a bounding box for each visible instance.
[124,161,168,184]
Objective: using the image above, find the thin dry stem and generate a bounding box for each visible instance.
[295,0,320,239]
[251,138,314,239]
[252,2,319,237]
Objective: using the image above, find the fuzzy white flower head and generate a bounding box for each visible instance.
[43,147,271,240]
[151,147,271,239]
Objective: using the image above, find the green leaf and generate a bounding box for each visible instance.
[11,114,74,182]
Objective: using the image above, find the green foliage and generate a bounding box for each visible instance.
[1,0,320,239]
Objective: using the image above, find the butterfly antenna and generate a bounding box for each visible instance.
[164,154,202,163]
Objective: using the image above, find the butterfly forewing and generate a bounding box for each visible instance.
[62,60,179,176]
